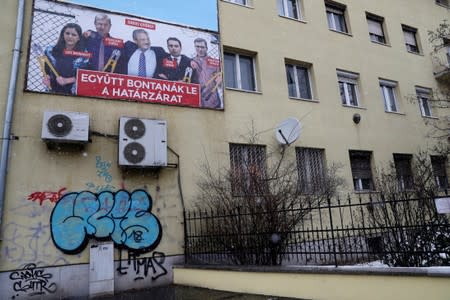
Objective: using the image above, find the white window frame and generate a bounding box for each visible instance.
[367,15,386,44]
[224,52,257,91]
[277,0,301,20]
[337,70,360,107]
[285,63,313,100]
[416,87,433,117]
[326,3,347,33]
[223,0,252,6]
[379,79,399,113]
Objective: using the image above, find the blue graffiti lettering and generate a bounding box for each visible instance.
[50,190,162,254]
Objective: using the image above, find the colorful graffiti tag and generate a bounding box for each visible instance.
[50,190,162,254]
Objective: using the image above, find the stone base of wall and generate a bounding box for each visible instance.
[1,254,183,299]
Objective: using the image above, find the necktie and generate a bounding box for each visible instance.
[138,51,146,77]
[172,57,178,68]
[98,39,105,71]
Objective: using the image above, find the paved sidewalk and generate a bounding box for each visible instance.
[96,285,303,300]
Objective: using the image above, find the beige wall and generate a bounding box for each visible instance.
[174,267,450,300]
[0,0,447,272]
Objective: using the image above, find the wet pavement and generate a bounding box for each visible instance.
[98,285,304,300]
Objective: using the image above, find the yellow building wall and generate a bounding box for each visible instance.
[0,0,447,273]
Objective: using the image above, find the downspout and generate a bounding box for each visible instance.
[0,0,25,228]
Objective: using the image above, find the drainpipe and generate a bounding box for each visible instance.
[0,0,25,228]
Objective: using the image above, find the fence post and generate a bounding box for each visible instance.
[327,197,338,267]
[183,209,188,264]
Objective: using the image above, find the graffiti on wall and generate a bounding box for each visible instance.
[27,188,67,206]
[85,156,116,193]
[117,249,167,281]
[10,263,57,298]
[50,189,162,254]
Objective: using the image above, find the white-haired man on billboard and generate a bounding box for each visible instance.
[120,29,166,78]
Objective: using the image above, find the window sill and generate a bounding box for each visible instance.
[370,40,391,47]
[328,29,353,37]
[221,0,253,8]
[342,104,366,110]
[385,111,405,115]
[289,96,319,103]
[422,115,438,120]
[225,87,262,94]
[278,15,307,24]
[406,50,423,56]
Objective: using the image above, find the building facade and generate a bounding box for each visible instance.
[0,0,448,298]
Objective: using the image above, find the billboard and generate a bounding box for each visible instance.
[26,0,223,110]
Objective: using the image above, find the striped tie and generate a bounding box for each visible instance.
[138,51,146,77]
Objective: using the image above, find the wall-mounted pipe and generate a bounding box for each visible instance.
[0,0,26,228]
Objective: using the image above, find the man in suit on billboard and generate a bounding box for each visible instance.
[156,37,195,83]
[120,29,166,78]
[84,14,123,72]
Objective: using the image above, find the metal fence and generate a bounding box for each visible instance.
[184,192,450,267]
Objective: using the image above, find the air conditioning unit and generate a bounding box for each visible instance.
[41,111,89,143]
[118,117,167,167]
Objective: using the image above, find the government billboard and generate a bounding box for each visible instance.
[26,0,223,110]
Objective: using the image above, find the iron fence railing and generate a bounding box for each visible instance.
[184,192,450,267]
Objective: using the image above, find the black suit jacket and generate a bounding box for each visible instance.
[155,54,195,82]
[117,41,166,77]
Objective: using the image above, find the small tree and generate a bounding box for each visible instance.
[366,150,449,267]
[192,144,344,265]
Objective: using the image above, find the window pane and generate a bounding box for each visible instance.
[420,97,431,116]
[296,148,325,194]
[287,0,299,19]
[339,82,346,104]
[286,64,297,97]
[387,87,397,111]
[334,14,346,32]
[296,67,311,99]
[347,83,358,106]
[239,55,255,91]
[326,12,334,29]
[277,0,284,15]
[224,53,237,88]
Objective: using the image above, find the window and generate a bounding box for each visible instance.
[379,79,399,113]
[416,87,433,117]
[229,144,266,195]
[367,14,386,44]
[431,156,448,190]
[285,63,313,100]
[349,151,374,191]
[224,0,249,5]
[337,70,360,107]
[393,154,413,190]
[402,25,420,53]
[325,2,348,33]
[277,0,301,20]
[436,0,449,7]
[224,52,256,91]
[296,148,325,194]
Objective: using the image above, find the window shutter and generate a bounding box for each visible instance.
[404,30,416,45]
[367,19,383,36]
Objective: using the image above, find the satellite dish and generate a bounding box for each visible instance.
[275,117,301,145]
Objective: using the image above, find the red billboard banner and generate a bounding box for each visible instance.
[77,70,201,107]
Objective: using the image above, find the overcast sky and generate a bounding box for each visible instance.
[64,0,219,31]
